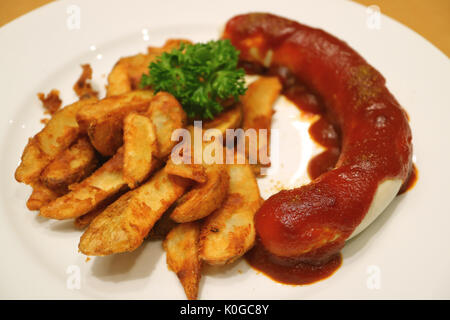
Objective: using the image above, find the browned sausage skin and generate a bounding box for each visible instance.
[223,13,412,266]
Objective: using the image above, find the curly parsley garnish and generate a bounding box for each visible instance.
[140,39,247,119]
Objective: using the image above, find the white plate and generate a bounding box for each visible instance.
[1,0,449,300]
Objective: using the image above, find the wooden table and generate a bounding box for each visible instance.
[1,0,449,57]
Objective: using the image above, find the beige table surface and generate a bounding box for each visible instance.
[1,0,449,57]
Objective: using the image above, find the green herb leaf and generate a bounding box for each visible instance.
[140,39,247,119]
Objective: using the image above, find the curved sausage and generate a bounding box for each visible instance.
[223,13,412,265]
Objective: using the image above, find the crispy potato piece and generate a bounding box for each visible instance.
[123,113,158,188]
[77,90,154,156]
[170,164,229,223]
[107,39,192,97]
[163,222,201,300]
[203,105,243,139]
[78,167,191,256]
[146,209,178,240]
[26,182,62,211]
[40,148,162,220]
[73,64,98,100]
[106,61,132,97]
[199,163,261,265]
[73,192,123,229]
[241,76,282,164]
[37,89,62,115]
[165,106,242,183]
[43,92,185,220]
[40,137,98,190]
[165,162,207,183]
[39,148,127,220]
[74,207,103,229]
[146,92,187,158]
[15,97,98,185]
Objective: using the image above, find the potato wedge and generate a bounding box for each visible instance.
[203,104,243,140]
[40,147,162,220]
[163,222,201,300]
[78,167,191,256]
[123,113,158,188]
[241,76,282,165]
[106,62,131,97]
[199,163,261,265]
[170,164,229,223]
[74,206,103,229]
[165,161,207,183]
[147,209,178,240]
[107,39,191,97]
[146,92,187,158]
[165,106,242,183]
[15,97,97,185]
[26,182,62,211]
[77,90,154,156]
[73,192,124,229]
[40,137,98,190]
[39,148,128,220]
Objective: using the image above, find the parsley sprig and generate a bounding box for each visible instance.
[140,39,247,119]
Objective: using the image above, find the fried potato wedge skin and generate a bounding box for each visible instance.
[165,106,242,184]
[107,39,192,97]
[241,76,281,164]
[79,168,191,256]
[147,209,178,240]
[170,164,229,223]
[203,105,243,139]
[40,137,98,190]
[40,147,163,220]
[26,182,62,211]
[163,222,201,300]
[39,148,127,220]
[15,97,98,185]
[77,90,154,156]
[106,61,133,97]
[199,163,261,265]
[123,113,158,188]
[165,161,207,183]
[147,92,187,158]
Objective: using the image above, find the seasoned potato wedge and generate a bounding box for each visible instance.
[77,90,154,156]
[40,137,98,190]
[163,222,201,300]
[203,104,243,139]
[39,147,128,220]
[73,192,123,229]
[40,148,163,220]
[26,182,62,211]
[170,164,229,223]
[79,167,191,256]
[74,206,103,229]
[107,39,191,97]
[15,97,97,185]
[165,161,207,183]
[241,76,282,164]
[123,113,158,188]
[165,105,242,184]
[147,209,178,240]
[199,163,261,265]
[146,92,187,158]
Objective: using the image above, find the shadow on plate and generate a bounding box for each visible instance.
[89,240,161,283]
[343,194,404,259]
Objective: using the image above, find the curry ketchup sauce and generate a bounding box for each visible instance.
[223,13,415,285]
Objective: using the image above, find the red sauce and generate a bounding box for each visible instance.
[307,148,340,180]
[398,164,418,195]
[225,13,416,286]
[246,238,342,285]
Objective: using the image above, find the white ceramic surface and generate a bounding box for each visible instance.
[1,0,449,299]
